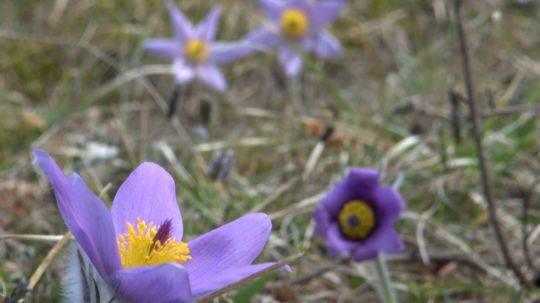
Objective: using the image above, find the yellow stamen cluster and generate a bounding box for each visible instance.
[338,200,376,240]
[280,9,309,39]
[184,39,209,63]
[118,219,191,268]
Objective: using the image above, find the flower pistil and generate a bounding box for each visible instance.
[118,218,191,268]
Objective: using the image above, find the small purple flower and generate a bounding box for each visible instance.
[144,1,254,92]
[248,0,345,77]
[313,168,405,262]
[33,149,275,303]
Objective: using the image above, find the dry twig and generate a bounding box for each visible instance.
[26,233,71,293]
[453,0,529,287]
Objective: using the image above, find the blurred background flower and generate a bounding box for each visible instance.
[248,0,345,77]
[144,1,255,91]
[313,168,405,262]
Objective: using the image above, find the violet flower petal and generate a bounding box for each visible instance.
[287,0,310,11]
[210,42,256,65]
[185,213,271,293]
[196,6,221,41]
[309,0,345,31]
[321,168,380,218]
[196,64,227,92]
[33,150,120,279]
[352,227,404,262]
[143,38,182,59]
[325,224,357,258]
[111,162,184,240]
[313,204,331,237]
[115,264,193,303]
[314,31,342,59]
[278,46,303,77]
[166,0,195,42]
[259,0,286,20]
[191,263,276,297]
[246,27,282,51]
[373,186,406,225]
[172,60,195,84]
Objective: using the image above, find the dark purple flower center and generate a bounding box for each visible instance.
[347,215,360,227]
[149,219,173,253]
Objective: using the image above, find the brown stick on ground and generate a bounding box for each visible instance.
[520,188,537,272]
[453,0,529,288]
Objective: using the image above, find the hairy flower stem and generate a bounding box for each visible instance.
[288,77,305,114]
[167,85,182,118]
[375,254,398,303]
[453,0,529,287]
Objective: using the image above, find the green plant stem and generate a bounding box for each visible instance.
[375,253,398,303]
[288,76,304,114]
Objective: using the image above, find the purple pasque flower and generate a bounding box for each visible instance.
[33,149,274,303]
[144,1,253,92]
[248,0,345,78]
[313,168,405,262]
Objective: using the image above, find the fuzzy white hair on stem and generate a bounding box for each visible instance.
[63,244,118,303]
